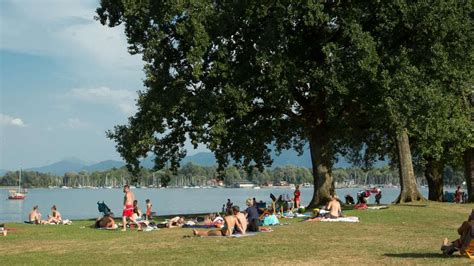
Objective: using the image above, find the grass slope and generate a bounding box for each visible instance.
[1,202,473,265]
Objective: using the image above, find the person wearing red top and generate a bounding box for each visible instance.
[294,185,301,209]
[455,186,462,203]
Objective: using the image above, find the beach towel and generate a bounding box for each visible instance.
[262,215,279,226]
[367,206,389,210]
[305,216,359,223]
[182,224,217,229]
[228,232,257,238]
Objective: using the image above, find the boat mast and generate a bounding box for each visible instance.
[19,168,22,191]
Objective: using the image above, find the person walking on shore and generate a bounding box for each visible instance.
[122,184,141,231]
[294,185,301,209]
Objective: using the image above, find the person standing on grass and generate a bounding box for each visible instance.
[226,199,233,212]
[375,190,382,205]
[455,186,462,203]
[294,185,301,209]
[122,184,141,231]
[145,199,152,220]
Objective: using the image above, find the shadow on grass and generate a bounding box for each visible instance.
[384,253,445,258]
[392,204,428,208]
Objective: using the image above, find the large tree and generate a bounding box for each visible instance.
[354,0,473,203]
[97,0,379,206]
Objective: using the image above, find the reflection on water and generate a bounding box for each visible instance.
[0,187,431,223]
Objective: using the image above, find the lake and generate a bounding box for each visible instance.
[0,187,434,223]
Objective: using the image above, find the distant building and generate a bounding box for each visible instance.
[233,180,255,188]
[263,182,273,187]
[273,180,289,187]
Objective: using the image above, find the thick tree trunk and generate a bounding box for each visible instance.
[424,158,444,202]
[307,131,335,209]
[464,148,474,202]
[394,129,425,203]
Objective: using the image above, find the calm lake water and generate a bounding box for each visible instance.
[0,187,433,223]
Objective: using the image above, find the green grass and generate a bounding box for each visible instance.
[1,202,473,265]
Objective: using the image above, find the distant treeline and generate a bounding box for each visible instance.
[0,163,463,188]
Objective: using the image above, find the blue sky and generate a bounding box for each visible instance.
[0,0,203,170]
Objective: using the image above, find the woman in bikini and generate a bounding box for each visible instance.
[192,208,243,236]
[47,205,62,224]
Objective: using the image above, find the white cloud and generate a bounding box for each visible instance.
[0,0,143,72]
[67,86,137,115]
[0,113,26,127]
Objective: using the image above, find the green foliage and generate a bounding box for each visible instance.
[0,164,404,188]
[347,1,473,170]
[97,1,378,176]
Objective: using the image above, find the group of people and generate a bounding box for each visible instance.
[344,189,383,208]
[28,205,63,224]
[193,198,260,236]
[305,194,343,221]
[119,184,153,231]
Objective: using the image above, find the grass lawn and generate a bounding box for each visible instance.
[1,202,473,265]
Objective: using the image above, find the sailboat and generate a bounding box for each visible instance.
[8,169,26,200]
[105,174,112,189]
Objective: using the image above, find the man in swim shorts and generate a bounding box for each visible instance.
[324,195,342,219]
[122,184,141,231]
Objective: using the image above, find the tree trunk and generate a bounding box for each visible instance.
[307,131,335,209]
[394,129,425,203]
[464,148,474,202]
[424,158,444,201]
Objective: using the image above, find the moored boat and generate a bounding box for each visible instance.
[8,169,26,200]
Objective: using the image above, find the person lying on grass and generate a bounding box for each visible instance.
[166,216,185,228]
[0,224,7,236]
[193,208,244,237]
[93,214,117,229]
[441,209,474,256]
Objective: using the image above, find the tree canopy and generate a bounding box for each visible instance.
[97,0,473,205]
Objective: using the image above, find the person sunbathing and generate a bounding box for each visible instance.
[323,195,342,219]
[193,209,242,236]
[0,224,6,236]
[47,205,62,224]
[441,209,474,256]
[93,214,117,229]
[167,216,185,228]
[232,206,247,234]
[28,206,42,224]
[132,200,143,221]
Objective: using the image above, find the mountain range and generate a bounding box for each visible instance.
[3,149,385,176]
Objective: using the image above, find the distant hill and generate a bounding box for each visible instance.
[141,148,354,169]
[15,148,386,176]
[83,160,125,172]
[26,158,87,175]
[25,158,125,176]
